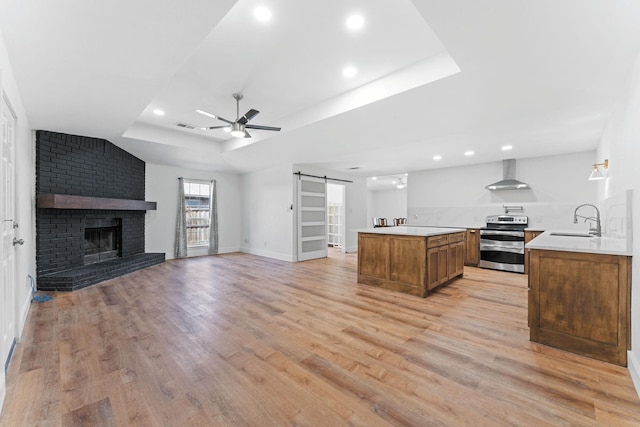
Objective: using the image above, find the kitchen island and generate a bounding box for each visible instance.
[526,231,632,366]
[357,226,465,297]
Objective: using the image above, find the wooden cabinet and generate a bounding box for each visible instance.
[448,241,465,279]
[524,230,544,274]
[426,245,448,290]
[426,232,464,290]
[528,249,631,366]
[358,231,464,297]
[464,228,479,266]
[447,232,465,280]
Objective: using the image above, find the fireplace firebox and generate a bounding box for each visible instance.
[84,218,121,264]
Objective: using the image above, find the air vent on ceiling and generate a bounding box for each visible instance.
[174,122,198,130]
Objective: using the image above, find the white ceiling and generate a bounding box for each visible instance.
[2,0,640,182]
[368,174,409,192]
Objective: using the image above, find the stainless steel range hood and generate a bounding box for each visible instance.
[485,159,530,191]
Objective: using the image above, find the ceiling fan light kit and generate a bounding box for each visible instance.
[230,122,246,138]
[197,93,282,138]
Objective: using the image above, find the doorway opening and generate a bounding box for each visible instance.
[327,183,345,255]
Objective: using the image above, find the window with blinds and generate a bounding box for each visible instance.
[183,181,211,247]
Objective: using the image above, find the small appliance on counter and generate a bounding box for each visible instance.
[372,217,407,227]
[372,217,389,227]
[479,215,528,273]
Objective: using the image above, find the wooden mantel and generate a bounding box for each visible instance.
[37,194,157,211]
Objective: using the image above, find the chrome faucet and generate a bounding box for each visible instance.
[573,204,602,236]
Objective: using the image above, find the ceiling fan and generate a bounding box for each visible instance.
[196,93,281,138]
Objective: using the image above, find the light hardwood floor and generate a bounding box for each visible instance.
[1,252,639,426]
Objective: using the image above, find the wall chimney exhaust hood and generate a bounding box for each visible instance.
[485,159,531,191]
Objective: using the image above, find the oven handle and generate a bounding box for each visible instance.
[479,244,524,254]
[480,230,524,237]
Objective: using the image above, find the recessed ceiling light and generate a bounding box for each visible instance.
[464,150,474,156]
[346,14,364,31]
[391,180,397,184]
[433,155,442,160]
[254,6,272,22]
[153,109,165,116]
[501,145,513,151]
[371,177,377,180]
[343,66,357,78]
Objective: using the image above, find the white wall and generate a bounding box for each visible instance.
[367,189,407,226]
[595,46,640,397]
[241,165,295,261]
[407,151,599,230]
[0,28,35,412]
[294,165,368,253]
[145,164,243,259]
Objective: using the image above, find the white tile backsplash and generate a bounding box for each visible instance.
[407,190,633,238]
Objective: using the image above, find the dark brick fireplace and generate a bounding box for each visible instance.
[35,131,164,291]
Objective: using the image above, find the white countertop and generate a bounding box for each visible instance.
[525,230,632,256]
[355,226,464,237]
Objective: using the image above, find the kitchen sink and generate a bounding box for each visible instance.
[549,232,593,238]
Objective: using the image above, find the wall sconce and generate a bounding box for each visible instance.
[588,159,608,180]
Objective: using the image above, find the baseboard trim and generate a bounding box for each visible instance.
[629,350,640,399]
[0,370,5,419]
[4,340,15,373]
[17,291,31,342]
[240,247,295,262]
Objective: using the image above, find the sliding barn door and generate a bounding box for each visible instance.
[296,175,328,261]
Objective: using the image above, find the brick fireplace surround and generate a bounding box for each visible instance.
[35,131,164,291]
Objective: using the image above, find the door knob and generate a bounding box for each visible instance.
[13,238,24,246]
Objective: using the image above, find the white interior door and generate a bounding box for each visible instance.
[296,175,328,261]
[1,94,16,376]
[327,183,346,253]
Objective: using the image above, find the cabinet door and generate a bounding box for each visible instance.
[464,229,479,266]
[448,241,465,279]
[427,245,448,290]
[529,249,630,366]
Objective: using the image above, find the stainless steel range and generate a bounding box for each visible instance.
[479,215,528,273]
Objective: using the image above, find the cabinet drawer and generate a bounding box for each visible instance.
[449,232,465,243]
[427,234,449,248]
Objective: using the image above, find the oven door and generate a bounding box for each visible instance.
[479,229,525,273]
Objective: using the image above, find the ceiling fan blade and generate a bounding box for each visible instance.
[244,129,252,138]
[195,109,218,119]
[238,109,260,125]
[215,116,234,125]
[206,126,229,130]
[245,124,281,131]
